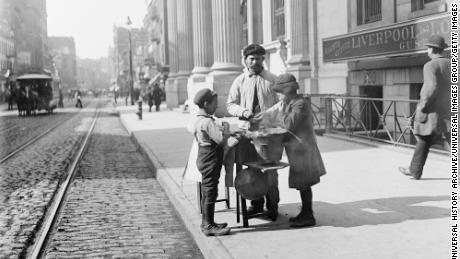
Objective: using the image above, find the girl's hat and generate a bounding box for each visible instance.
[193,88,217,106]
[272,73,299,93]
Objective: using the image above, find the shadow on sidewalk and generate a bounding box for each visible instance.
[296,195,449,228]
[229,195,449,233]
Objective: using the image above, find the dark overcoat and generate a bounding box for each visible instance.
[266,95,326,189]
[413,54,451,136]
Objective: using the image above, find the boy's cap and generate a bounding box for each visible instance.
[194,88,217,106]
[272,73,299,93]
[243,44,266,57]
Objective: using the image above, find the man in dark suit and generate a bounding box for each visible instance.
[399,35,451,180]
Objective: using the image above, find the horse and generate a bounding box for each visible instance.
[24,85,38,116]
[15,86,26,116]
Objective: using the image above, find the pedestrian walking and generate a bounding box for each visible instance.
[147,87,154,112]
[227,43,280,220]
[251,73,326,228]
[191,88,238,236]
[75,90,83,108]
[58,88,64,108]
[399,35,451,180]
[152,83,163,112]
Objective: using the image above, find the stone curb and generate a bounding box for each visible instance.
[120,116,233,259]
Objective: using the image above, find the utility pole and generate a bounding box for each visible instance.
[127,16,134,105]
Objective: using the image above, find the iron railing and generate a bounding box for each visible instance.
[306,94,448,153]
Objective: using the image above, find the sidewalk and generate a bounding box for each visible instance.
[117,103,450,259]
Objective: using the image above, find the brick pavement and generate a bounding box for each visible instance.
[0,102,97,258]
[44,105,203,258]
[119,103,451,259]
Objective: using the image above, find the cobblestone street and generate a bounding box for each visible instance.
[44,107,203,258]
[0,102,96,258]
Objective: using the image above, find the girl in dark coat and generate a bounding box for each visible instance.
[253,73,326,228]
[152,84,163,111]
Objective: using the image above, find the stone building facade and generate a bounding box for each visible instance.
[1,0,49,74]
[150,0,348,115]
[48,36,77,90]
[323,0,452,130]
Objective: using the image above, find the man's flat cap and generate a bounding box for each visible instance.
[243,44,266,57]
[272,73,299,93]
[194,88,217,106]
[425,35,448,49]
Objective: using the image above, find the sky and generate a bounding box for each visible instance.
[47,0,147,59]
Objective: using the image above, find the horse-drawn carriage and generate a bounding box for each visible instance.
[15,73,58,116]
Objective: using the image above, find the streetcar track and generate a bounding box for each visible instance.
[29,106,101,259]
[0,115,76,165]
[0,125,19,134]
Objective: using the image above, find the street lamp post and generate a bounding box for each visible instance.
[127,16,134,105]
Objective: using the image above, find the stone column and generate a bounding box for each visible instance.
[191,0,213,75]
[187,0,213,112]
[285,0,315,93]
[165,0,179,108]
[249,0,263,44]
[176,0,194,105]
[247,0,255,44]
[208,0,243,117]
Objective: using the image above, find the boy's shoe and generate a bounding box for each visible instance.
[200,222,228,229]
[201,224,231,236]
[215,222,228,228]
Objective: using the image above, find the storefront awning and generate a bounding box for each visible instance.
[17,74,52,80]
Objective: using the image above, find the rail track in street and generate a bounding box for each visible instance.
[0,115,75,164]
[28,107,100,259]
[23,100,203,258]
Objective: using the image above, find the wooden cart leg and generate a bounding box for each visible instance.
[241,196,249,228]
[225,187,230,209]
[236,192,240,223]
[197,182,202,214]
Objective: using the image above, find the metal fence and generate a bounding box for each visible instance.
[306,94,448,153]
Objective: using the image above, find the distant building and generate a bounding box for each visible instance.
[322,0,451,130]
[0,0,49,75]
[77,57,111,91]
[113,26,149,95]
[48,36,77,90]
[144,0,169,85]
[0,8,15,100]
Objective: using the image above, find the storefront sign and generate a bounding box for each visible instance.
[323,15,450,62]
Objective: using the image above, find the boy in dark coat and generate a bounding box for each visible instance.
[191,88,238,236]
[252,73,326,227]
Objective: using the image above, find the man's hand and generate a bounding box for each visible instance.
[227,136,240,148]
[242,110,253,120]
[416,110,428,123]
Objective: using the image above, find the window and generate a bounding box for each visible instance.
[411,0,439,11]
[272,0,285,40]
[357,0,382,25]
[241,0,248,46]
